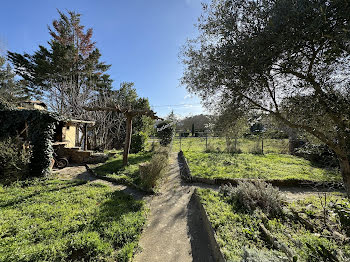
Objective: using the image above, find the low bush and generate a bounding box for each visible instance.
[0,137,31,184]
[295,143,338,167]
[220,180,284,217]
[249,141,263,155]
[130,132,148,153]
[140,147,169,190]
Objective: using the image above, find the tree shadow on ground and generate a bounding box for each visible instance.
[94,152,152,176]
[0,180,87,208]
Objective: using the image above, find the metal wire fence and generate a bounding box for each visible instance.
[172,136,289,154]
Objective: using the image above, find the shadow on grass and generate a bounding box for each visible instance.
[63,188,146,261]
[0,180,87,208]
[78,190,146,260]
[94,152,152,175]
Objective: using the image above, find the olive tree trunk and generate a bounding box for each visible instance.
[339,157,350,197]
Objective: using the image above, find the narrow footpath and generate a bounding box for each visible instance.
[134,153,216,262]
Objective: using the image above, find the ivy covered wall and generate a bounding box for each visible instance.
[0,106,61,178]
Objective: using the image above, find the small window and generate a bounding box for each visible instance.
[67,126,70,130]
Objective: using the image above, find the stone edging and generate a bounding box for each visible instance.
[178,151,344,189]
[178,151,192,182]
[192,189,226,262]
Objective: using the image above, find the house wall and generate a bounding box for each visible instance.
[62,124,76,148]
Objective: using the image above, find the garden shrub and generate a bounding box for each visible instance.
[249,141,263,155]
[220,180,284,217]
[140,147,169,190]
[0,137,31,184]
[295,143,338,167]
[156,121,174,146]
[130,132,148,153]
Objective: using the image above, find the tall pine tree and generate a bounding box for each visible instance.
[0,55,32,109]
[8,10,112,117]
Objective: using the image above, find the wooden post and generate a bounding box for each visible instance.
[123,115,133,166]
[206,133,208,151]
[83,105,162,167]
[84,123,88,151]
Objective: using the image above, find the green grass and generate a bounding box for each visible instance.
[184,152,341,181]
[197,188,350,261]
[0,179,147,261]
[94,151,153,187]
[173,137,289,154]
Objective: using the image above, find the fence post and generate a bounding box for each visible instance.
[206,133,208,151]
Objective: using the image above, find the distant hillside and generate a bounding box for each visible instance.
[177,114,212,132]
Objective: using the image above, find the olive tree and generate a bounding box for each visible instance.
[182,0,350,195]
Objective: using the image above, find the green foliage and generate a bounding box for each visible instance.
[0,137,31,184]
[181,0,350,193]
[0,55,32,106]
[184,151,341,181]
[178,114,211,132]
[242,247,287,262]
[197,189,350,261]
[332,202,350,237]
[220,181,284,217]
[0,179,147,261]
[0,109,60,178]
[296,143,338,168]
[8,10,112,117]
[130,132,148,153]
[156,121,174,146]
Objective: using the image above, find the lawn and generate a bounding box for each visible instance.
[173,137,289,154]
[197,188,350,261]
[94,151,153,187]
[0,179,147,261]
[184,152,341,181]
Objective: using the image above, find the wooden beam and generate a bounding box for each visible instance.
[83,104,163,166]
[83,106,163,120]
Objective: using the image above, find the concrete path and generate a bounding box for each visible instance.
[134,153,216,262]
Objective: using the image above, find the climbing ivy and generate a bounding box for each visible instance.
[0,105,61,178]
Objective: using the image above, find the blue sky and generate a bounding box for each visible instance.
[0,0,208,118]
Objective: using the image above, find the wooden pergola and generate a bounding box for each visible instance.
[84,105,162,166]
